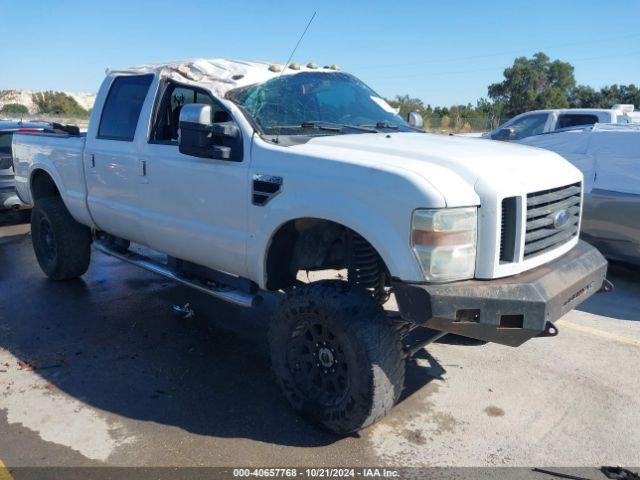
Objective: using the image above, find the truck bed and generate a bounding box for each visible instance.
[12,132,94,227]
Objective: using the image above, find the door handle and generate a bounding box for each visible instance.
[138,160,147,177]
[88,153,97,174]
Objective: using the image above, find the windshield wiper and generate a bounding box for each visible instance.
[359,121,425,132]
[270,121,377,133]
[359,121,400,130]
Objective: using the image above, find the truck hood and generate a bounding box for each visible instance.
[295,132,582,206]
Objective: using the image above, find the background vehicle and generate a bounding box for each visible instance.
[0,120,79,211]
[518,123,640,266]
[1,120,42,210]
[487,105,638,141]
[11,59,609,434]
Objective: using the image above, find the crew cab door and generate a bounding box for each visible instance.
[137,82,249,276]
[84,74,155,244]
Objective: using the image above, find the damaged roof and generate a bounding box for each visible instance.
[109,58,341,97]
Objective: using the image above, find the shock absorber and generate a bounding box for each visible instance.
[348,232,389,304]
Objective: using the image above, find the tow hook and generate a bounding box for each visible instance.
[598,278,614,294]
[537,321,559,338]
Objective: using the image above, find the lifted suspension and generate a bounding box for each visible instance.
[348,232,389,304]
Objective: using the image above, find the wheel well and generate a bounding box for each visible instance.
[265,218,390,295]
[31,170,60,201]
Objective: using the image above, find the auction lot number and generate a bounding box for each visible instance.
[233,468,399,478]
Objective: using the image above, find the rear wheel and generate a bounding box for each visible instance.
[31,196,91,280]
[269,280,405,434]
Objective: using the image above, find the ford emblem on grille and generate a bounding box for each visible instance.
[553,209,571,228]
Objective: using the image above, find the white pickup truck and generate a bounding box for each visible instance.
[12,59,609,434]
[487,105,638,141]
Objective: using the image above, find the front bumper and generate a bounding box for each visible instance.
[393,240,608,347]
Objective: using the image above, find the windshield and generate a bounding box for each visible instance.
[227,72,412,135]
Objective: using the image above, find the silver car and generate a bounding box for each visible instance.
[1,120,65,210]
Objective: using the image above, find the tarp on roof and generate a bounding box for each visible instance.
[110,59,340,97]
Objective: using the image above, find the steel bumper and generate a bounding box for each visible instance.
[393,240,609,347]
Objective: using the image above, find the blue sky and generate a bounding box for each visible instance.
[1,0,639,106]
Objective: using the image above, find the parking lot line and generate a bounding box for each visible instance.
[557,319,640,347]
[0,459,14,480]
[0,224,30,238]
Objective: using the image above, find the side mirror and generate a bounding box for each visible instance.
[178,104,241,160]
[407,112,424,129]
[493,127,515,141]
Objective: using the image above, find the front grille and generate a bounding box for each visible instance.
[524,182,581,259]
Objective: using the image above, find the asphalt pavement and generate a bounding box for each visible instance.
[1,211,639,479]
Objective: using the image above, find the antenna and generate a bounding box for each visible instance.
[281,11,317,74]
[274,12,317,144]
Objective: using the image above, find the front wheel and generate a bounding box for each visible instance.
[31,196,91,280]
[269,280,405,434]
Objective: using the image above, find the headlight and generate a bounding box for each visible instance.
[411,207,477,282]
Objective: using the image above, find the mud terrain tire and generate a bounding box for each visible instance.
[31,196,91,280]
[269,280,405,434]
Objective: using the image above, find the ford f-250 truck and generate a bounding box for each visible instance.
[12,59,610,434]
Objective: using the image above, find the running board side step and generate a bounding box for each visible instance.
[93,241,260,308]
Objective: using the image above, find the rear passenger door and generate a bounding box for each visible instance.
[84,74,155,244]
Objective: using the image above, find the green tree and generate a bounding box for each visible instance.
[32,91,88,117]
[568,85,601,108]
[488,52,575,117]
[386,94,425,119]
[596,84,640,108]
[569,84,640,109]
[476,98,504,128]
[0,103,29,114]
[433,106,449,117]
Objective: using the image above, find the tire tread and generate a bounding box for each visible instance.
[31,196,91,280]
[269,280,405,434]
